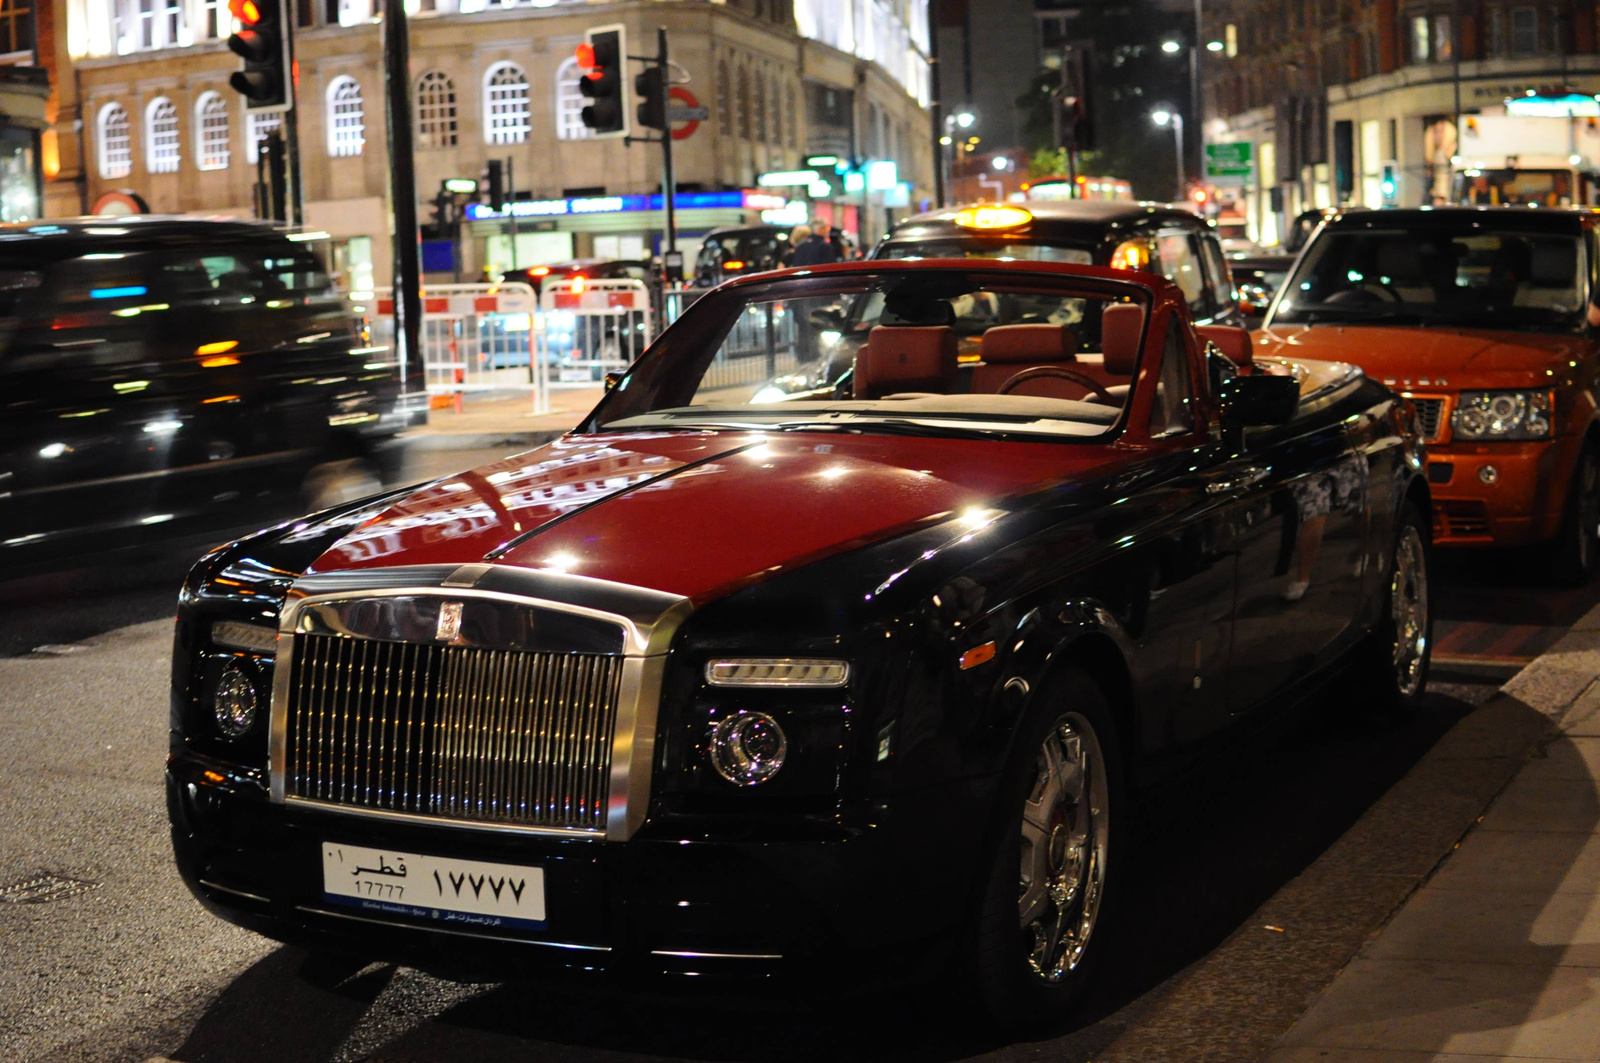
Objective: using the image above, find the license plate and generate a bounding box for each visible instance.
[321,843,546,931]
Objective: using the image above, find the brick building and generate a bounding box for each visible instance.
[44,0,934,284]
[1202,0,1600,245]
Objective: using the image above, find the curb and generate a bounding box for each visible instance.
[1092,602,1600,1063]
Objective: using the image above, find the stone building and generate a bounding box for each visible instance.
[1202,0,1600,245]
[48,0,933,284]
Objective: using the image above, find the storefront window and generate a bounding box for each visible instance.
[0,126,39,222]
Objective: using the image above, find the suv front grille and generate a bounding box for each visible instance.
[1409,397,1446,441]
[284,633,623,832]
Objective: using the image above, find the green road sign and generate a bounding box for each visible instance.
[1206,141,1253,183]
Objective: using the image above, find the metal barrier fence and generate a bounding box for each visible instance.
[534,278,653,392]
[659,286,805,391]
[365,282,545,410]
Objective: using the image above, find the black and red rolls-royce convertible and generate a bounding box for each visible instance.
[168,259,1430,1025]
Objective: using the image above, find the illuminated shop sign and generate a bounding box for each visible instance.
[464,191,785,221]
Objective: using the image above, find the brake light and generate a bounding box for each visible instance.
[724,259,747,270]
[530,266,550,276]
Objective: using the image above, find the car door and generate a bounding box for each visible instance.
[1225,387,1373,715]
[1124,314,1244,746]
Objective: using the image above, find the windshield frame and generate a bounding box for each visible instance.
[1263,221,1591,332]
[579,267,1156,444]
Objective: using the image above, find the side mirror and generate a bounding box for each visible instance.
[809,307,845,330]
[604,371,624,392]
[1219,374,1299,427]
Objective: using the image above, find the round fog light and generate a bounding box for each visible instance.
[214,663,259,738]
[1478,465,1499,485]
[709,711,787,786]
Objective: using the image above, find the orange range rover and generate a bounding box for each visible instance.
[1258,207,1600,583]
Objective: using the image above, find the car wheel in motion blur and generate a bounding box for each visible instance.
[1551,442,1600,587]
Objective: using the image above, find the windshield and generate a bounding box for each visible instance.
[1269,226,1587,330]
[878,239,1094,264]
[588,271,1149,441]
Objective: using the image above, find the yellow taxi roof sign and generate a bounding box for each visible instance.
[952,205,1033,231]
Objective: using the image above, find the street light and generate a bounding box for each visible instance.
[1161,39,1183,54]
[1152,109,1186,200]
[942,111,977,200]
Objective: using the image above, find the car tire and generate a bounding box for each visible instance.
[1353,502,1432,722]
[967,668,1125,1031]
[302,457,384,512]
[1550,442,1600,588]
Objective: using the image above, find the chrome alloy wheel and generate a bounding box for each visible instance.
[1018,712,1109,983]
[1391,524,1430,698]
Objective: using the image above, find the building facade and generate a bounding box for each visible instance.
[53,0,933,284]
[1203,0,1600,246]
[0,0,50,222]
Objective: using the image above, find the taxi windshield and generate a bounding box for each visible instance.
[1271,225,1588,331]
[588,270,1150,441]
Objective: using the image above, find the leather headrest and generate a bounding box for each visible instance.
[1195,324,1253,367]
[1530,240,1577,286]
[1100,304,1144,377]
[979,323,1077,364]
[853,326,959,399]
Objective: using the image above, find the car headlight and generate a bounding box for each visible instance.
[1451,390,1553,441]
[709,711,788,786]
[213,662,260,738]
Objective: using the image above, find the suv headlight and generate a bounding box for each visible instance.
[1452,390,1553,441]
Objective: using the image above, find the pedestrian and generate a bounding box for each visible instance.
[783,224,811,266]
[791,219,841,267]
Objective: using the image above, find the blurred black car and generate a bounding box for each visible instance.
[692,225,791,287]
[0,217,408,569]
[1229,252,1294,326]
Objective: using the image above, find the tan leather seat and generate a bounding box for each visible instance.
[1100,303,1145,377]
[853,326,959,399]
[971,323,1084,398]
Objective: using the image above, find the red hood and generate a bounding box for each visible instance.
[1255,324,1588,386]
[310,431,1123,602]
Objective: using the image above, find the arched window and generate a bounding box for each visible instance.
[715,60,731,137]
[326,76,364,157]
[244,108,281,164]
[97,102,132,179]
[554,56,590,141]
[416,70,457,148]
[483,61,531,145]
[145,96,179,173]
[752,69,766,144]
[735,65,751,139]
[195,91,229,170]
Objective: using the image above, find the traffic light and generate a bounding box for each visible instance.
[226,0,291,113]
[576,25,628,138]
[634,65,665,131]
[1380,161,1399,203]
[484,158,504,209]
[1055,43,1096,151]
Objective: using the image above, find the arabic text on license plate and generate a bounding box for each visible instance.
[321,843,546,930]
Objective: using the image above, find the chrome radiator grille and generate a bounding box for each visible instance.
[283,634,624,832]
[1410,398,1445,441]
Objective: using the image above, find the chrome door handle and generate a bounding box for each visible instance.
[1206,468,1269,494]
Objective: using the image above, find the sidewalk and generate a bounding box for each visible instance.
[1261,612,1600,1062]
[401,388,603,450]
[1095,604,1600,1063]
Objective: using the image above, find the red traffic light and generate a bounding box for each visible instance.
[575,42,595,72]
[229,0,262,24]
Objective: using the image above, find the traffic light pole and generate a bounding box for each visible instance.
[284,12,303,226]
[657,28,676,258]
[383,0,424,402]
[926,0,945,208]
